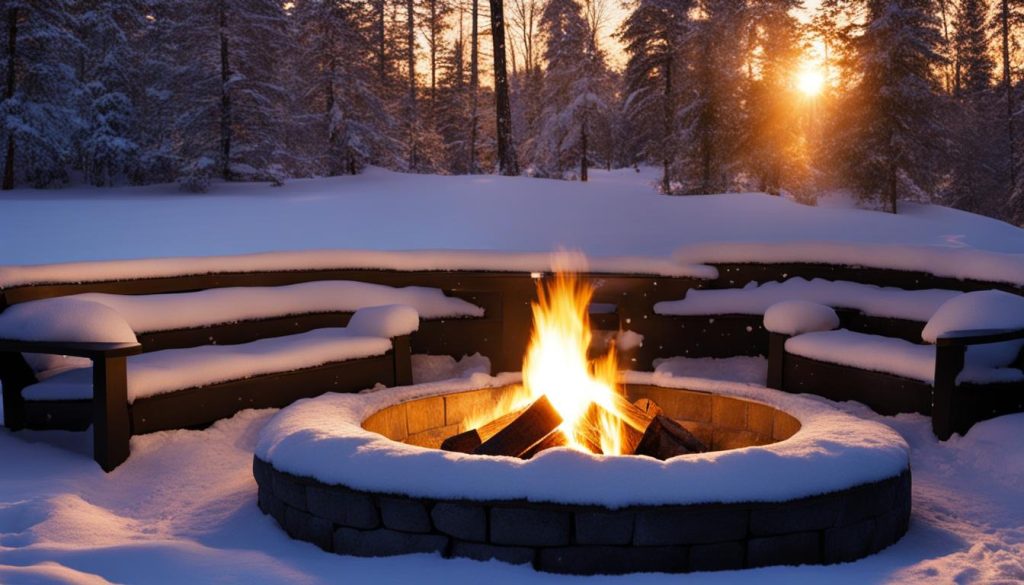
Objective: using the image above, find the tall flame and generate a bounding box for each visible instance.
[522,272,628,455]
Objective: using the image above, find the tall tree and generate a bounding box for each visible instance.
[489,0,520,175]
[0,1,81,189]
[619,0,690,192]
[837,0,947,212]
[535,0,608,180]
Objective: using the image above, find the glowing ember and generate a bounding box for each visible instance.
[522,272,629,455]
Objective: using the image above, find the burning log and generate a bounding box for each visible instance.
[473,395,563,457]
[441,407,527,453]
[521,430,570,459]
[633,415,708,460]
[633,398,663,418]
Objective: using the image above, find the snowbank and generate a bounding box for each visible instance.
[0,250,711,289]
[674,242,1024,286]
[255,373,909,507]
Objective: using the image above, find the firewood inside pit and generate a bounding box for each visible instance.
[473,395,563,458]
[633,414,709,460]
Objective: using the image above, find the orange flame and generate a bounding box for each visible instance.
[522,272,628,455]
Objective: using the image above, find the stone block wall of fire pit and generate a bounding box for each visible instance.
[253,385,911,574]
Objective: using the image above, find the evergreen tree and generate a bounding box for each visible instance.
[0,1,81,189]
[741,0,805,194]
[618,0,691,192]
[74,0,145,186]
[534,0,609,180]
[673,0,747,194]
[835,0,947,212]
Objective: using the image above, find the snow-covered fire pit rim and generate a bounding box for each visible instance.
[255,372,910,508]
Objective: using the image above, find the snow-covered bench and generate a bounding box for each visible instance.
[763,292,1024,439]
[645,277,966,360]
[0,281,484,471]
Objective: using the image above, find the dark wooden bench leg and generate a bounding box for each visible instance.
[0,351,34,430]
[766,332,788,390]
[393,335,413,386]
[92,355,130,471]
[932,344,966,440]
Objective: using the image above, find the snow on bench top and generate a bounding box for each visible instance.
[255,372,909,507]
[786,329,1024,385]
[0,250,712,289]
[23,327,395,403]
[655,277,961,322]
[61,280,479,333]
[675,241,1024,286]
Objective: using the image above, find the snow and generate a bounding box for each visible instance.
[652,356,769,385]
[922,289,1024,343]
[22,328,393,403]
[61,281,482,332]
[342,305,419,339]
[2,355,1024,582]
[2,169,1024,581]
[655,277,961,322]
[255,373,909,507]
[411,354,492,385]
[2,168,1024,286]
[785,330,1024,385]
[674,241,1024,286]
[0,298,137,344]
[764,301,840,335]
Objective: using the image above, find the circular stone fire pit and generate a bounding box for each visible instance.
[253,374,911,574]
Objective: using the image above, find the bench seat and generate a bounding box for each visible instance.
[786,329,1024,386]
[22,328,393,403]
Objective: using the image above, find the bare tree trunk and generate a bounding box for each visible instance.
[376,0,387,83]
[469,0,479,173]
[429,0,437,106]
[406,0,418,171]
[661,56,672,194]
[3,8,17,191]
[1002,0,1017,193]
[489,0,519,175]
[580,117,588,182]
[219,0,232,181]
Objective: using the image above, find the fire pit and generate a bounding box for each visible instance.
[253,273,911,573]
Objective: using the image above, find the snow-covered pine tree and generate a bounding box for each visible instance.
[836,0,947,212]
[291,0,396,176]
[73,0,145,186]
[945,0,1006,216]
[534,0,608,180]
[672,0,747,194]
[0,1,81,189]
[155,0,291,190]
[618,0,690,192]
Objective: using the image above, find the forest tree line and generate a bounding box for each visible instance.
[1,0,1023,222]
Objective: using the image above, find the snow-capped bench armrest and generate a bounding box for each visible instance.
[935,327,1024,347]
[764,301,840,336]
[0,339,143,359]
[346,305,420,339]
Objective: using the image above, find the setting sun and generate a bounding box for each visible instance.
[796,66,826,97]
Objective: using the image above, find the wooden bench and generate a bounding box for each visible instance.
[762,293,1024,439]
[0,281,487,471]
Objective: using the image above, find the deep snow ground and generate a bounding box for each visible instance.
[2,167,1024,268]
[0,357,1022,584]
